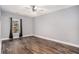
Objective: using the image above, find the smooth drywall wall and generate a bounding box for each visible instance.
[34,6,79,45]
[0,8,1,39]
[0,8,1,53]
[1,10,33,38]
[0,8,1,16]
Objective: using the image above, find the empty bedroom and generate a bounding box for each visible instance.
[0,5,79,54]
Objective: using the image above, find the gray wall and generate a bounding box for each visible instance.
[0,8,1,53]
[34,6,79,45]
[0,8,1,16]
[1,11,33,38]
[0,8,1,39]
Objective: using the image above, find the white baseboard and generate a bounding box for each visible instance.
[1,34,33,41]
[23,34,33,37]
[34,35,79,48]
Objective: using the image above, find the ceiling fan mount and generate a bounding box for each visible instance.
[31,5,37,12]
[24,5,46,13]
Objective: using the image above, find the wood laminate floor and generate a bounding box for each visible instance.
[1,36,79,54]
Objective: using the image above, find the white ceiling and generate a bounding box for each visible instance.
[0,5,74,17]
